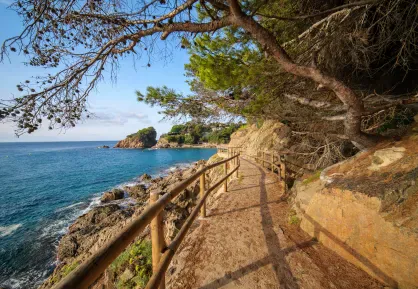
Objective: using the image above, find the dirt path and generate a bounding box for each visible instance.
[166,158,384,289]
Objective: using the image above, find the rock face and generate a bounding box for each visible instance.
[155,136,178,148]
[228,120,291,158]
[291,124,418,289]
[100,188,125,203]
[114,127,157,148]
[40,204,135,289]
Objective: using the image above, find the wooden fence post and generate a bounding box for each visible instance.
[235,155,239,178]
[280,155,286,191]
[150,192,165,289]
[199,167,206,218]
[224,162,228,192]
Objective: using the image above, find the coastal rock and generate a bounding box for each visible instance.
[100,188,125,203]
[57,204,126,260]
[154,136,180,148]
[124,184,148,202]
[139,173,152,182]
[40,158,222,289]
[114,127,157,148]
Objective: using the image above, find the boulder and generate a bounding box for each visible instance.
[138,173,152,182]
[100,188,125,203]
[124,184,148,202]
[58,204,122,260]
[368,147,406,171]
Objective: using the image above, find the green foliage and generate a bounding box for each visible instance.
[51,261,80,285]
[184,134,195,144]
[136,86,215,121]
[289,215,301,225]
[376,109,414,134]
[162,122,243,145]
[166,134,185,144]
[288,209,301,226]
[127,127,156,139]
[302,170,322,185]
[170,124,186,134]
[110,240,152,289]
[206,123,241,144]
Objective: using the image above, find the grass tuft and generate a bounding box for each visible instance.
[302,170,322,185]
[110,239,153,289]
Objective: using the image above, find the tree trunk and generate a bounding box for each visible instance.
[227,0,378,149]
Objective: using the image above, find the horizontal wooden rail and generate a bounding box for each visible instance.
[51,154,240,289]
[254,157,280,168]
[146,165,239,289]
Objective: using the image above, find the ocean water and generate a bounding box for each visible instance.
[0,141,216,289]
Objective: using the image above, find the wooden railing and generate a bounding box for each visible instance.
[254,150,286,186]
[51,153,240,289]
[223,146,286,189]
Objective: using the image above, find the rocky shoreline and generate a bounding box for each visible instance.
[39,154,224,289]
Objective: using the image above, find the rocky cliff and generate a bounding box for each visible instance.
[228,120,291,157]
[290,119,418,289]
[114,127,157,148]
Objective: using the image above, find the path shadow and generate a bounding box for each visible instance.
[198,239,316,289]
[227,181,279,192]
[210,199,284,217]
[198,161,300,289]
[257,167,300,289]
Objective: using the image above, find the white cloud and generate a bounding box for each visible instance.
[89,108,150,125]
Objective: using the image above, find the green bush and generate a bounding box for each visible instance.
[51,261,80,285]
[165,134,185,144]
[110,240,152,289]
[184,134,195,144]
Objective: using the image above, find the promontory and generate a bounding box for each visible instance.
[114,127,157,148]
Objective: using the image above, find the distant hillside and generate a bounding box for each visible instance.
[114,127,157,148]
[156,122,243,148]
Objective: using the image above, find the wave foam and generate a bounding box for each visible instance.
[55,202,85,212]
[0,224,22,238]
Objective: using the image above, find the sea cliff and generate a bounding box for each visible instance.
[114,127,157,148]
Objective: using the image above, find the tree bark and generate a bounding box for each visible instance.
[227,0,378,149]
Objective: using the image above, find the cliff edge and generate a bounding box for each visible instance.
[114,127,157,148]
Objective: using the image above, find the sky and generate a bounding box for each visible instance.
[0,1,192,142]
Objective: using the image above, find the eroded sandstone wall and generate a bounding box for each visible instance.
[292,127,418,289]
[228,120,291,157]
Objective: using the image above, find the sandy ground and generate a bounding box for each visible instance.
[166,158,384,289]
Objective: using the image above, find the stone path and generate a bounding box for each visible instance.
[166,157,384,289]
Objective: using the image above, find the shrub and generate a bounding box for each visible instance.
[110,240,152,289]
[184,134,195,144]
[302,170,322,185]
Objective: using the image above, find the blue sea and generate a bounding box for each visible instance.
[0,141,216,289]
